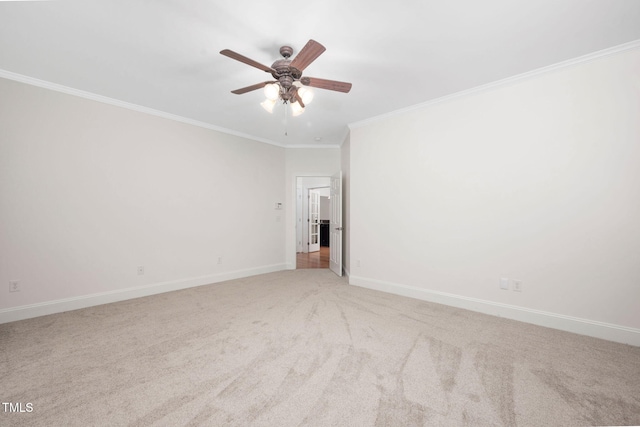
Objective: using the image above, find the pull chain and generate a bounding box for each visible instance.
[284,102,288,136]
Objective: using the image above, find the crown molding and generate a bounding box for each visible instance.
[285,144,341,149]
[0,69,289,148]
[5,38,638,147]
[349,39,640,130]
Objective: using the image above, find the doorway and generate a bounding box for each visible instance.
[296,177,330,269]
[293,173,343,275]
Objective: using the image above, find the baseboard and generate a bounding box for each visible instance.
[0,263,287,324]
[349,275,640,347]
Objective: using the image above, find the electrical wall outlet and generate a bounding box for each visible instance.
[9,280,20,292]
[137,266,144,275]
[217,256,223,265]
[513,280,523,292]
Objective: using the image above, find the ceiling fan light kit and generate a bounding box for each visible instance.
[220,39,352,117]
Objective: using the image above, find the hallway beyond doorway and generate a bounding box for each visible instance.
[296,246,330,269]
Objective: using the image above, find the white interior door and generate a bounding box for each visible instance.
[329,172,342,276]
[308,189,320,252]
[296,186,303,253]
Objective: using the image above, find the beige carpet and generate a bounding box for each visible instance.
[1,269,639,426]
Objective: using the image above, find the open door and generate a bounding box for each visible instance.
[308,189,320,252]
[329,171,342,276]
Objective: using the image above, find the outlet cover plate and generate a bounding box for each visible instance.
[513,280,523,292]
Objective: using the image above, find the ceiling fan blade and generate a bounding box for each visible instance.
[220,49,275,73]
[231,81,275,94]
[300,77,352,93]
[289,40,326,72]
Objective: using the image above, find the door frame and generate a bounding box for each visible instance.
[292,175,337,268]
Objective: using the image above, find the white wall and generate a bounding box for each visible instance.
[0,77,286,320]
[349,47,640,344]
[285,148,340,267]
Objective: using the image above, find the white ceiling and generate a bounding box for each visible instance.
[1,0,640,147]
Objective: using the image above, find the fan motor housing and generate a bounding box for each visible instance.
[271,59,302,81]
[279,75,294,89]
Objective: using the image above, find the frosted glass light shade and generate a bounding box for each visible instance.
[261,99,276,113]
[263,83,280,101]
[291,101,304,116]
[298,86,313,105]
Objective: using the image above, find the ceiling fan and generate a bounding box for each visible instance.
[220,39,352,114]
